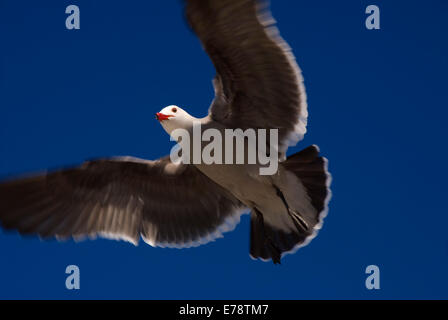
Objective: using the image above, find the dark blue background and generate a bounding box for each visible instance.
[1,0,447,299]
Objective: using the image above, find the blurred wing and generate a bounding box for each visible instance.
[185,0,308,155]
[0,157,247,248]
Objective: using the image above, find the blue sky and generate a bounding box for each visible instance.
[0,0,447,299]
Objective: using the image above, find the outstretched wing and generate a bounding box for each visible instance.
[185,0,308,155]
[0,156,247,248]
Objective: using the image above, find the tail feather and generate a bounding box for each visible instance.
[282,145,331,220]
[249,145,331,263]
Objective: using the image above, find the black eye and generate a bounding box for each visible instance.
[172,107,177,113]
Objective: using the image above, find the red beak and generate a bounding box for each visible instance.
[155,113,173,121]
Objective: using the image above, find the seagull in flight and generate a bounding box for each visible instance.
[0,0,331,263]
